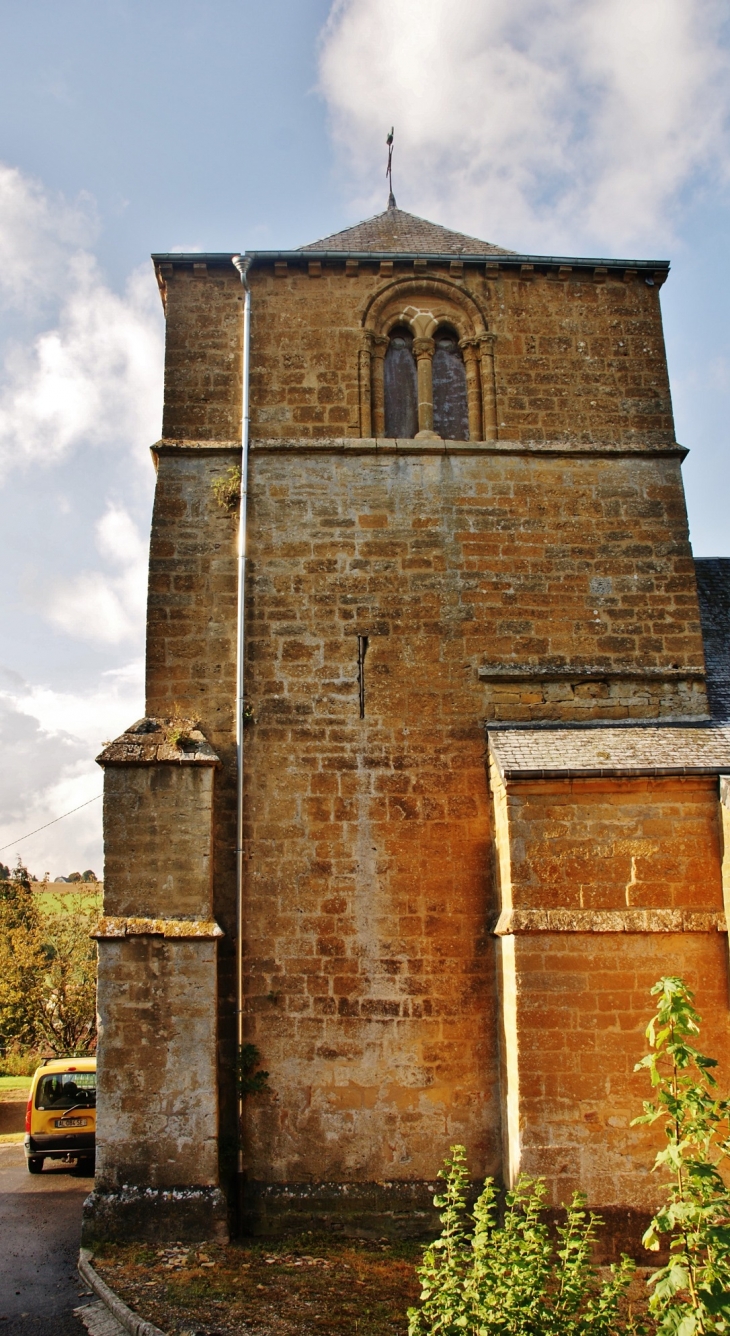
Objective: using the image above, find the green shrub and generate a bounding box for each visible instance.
[407,1146,642,1335]
[633,976,730,1334]
[0,1049,45,1076]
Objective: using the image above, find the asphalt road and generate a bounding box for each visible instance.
[0,1143,94,1335]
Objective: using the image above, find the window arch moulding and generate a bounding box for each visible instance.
[359,277,497,442]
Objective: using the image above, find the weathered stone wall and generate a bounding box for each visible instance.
[490,768,729,1211]
[154,261,674,447]
[247,444,707,714]
[158,263,242,442]
[95,936,220,1190]
[241,264,673,444]
[103,764,214,917]
[237,442,702,1197]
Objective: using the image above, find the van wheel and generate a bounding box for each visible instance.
[75,1157,95,1176]
[27,1157,44,1174]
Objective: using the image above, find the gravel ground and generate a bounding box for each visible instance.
[92,1234,423,1336]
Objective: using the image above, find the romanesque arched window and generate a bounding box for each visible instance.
[432,326,469,441]
[361,278,497,442]
[384,325,418,439]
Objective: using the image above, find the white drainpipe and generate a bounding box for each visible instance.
[231,253,251,1185]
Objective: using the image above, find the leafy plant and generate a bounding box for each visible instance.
[212,466,242,512]
[407,1145,642,1335]
[632,976,730,1334]
[237,1043,269,1097]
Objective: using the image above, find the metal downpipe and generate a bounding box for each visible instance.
[232,253,251,1205]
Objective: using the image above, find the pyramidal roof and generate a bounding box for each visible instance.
[299,205,514,256]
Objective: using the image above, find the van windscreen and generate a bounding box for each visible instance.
[35,1071,96,1110]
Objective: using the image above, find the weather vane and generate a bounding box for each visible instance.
[386,127,396,209]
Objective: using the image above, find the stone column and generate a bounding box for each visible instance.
[460,338,483,442]
[370,335,388,437]
[478,333,498,440]
[413,336,438,439]
[359,336,373,438]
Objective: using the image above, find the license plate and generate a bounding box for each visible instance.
[55,1117,87,1128]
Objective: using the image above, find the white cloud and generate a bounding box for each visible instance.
[318,0,730,253]
[44,504,148,645]
[0,160,163,480]
[0,162,98,313]
[0,161,160,873]
[0,660,144,878]
[0,255,163,478]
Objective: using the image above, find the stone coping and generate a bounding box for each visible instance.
[97,718,220,767]
[78,1250,166,1336]
[493,908,727,935]
[92,917,223,940]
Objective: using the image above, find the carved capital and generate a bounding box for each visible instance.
[371,334,389,360]
[459,337,480,363]
[478,332,497,352]
[412,336,435,360]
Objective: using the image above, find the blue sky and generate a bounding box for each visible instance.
[0,0,728,876]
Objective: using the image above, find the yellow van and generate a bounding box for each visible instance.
[24,1056,96,1174]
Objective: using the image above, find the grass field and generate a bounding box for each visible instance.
[33,887,103,913]
[0,1076,32,1092]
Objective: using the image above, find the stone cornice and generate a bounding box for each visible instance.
[479,665,706,681]
[246,436,688,459]
[493,908,726,935]
[152,252,670,284]
[149,437,688,459]
[93,917,224,939]
[151,438,240,456]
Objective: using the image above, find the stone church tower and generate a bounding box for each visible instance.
[84,203,730,1247]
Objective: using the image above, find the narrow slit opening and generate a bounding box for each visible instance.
[357,635,369,719]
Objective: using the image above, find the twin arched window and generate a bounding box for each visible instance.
[383,324,469,440]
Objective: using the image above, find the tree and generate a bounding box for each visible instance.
[0,873,97,1055]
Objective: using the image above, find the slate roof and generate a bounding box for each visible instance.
[696,558,730,723]
[488,723,730,780]
[299,206,514,256]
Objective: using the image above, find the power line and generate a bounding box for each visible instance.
[0,794,103,855]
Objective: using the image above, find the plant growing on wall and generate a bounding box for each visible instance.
[632,976,730,1334]
[237,1043,269,1097]
[212,466,242,512]
[407,1145,642,1335]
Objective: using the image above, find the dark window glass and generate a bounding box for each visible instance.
[433,328,469,440]
[384,325,418,438]
[35,1071,96,1110]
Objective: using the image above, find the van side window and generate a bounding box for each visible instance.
[432,327,468,440]
[384,325,418,439]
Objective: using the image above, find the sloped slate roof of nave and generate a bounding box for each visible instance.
[488,722,730,780]
[696,558,730,722]
[299,206,515,256]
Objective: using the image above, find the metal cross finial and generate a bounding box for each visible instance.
[386,127,396,209]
